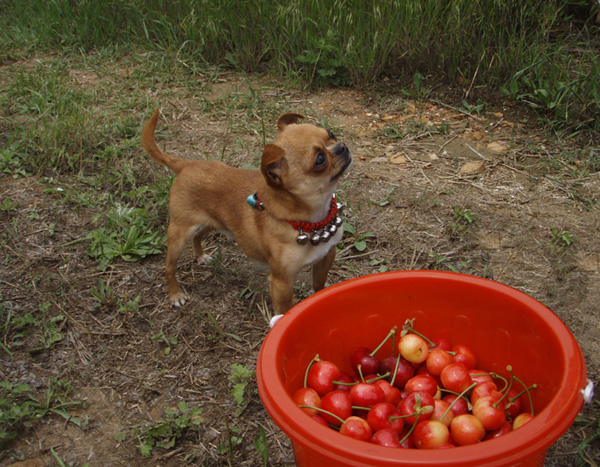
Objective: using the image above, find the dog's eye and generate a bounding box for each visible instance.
[328,130,337,141]
[314,152,327,168]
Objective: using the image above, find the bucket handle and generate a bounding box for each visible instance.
[582,379,594,404]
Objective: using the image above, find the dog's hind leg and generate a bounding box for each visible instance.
[192,225,214,265]
[165,223,193,307]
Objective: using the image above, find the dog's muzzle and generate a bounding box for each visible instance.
[331,142,352,181]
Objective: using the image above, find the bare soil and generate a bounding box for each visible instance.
[1,70,599,466]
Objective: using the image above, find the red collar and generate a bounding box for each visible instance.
[248,193,338,233]
[285,196,337,233]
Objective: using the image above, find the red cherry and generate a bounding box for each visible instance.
[292,387,321,416]
[472,395,506,431]
[380,355,415,389]
[307,360,341,396]
[373,380,402,406]
[371,428,402,448]
[350,347,381,375]
[442,394,469,417]
[404,374,438,397]
[513,412,534,430]
[399,391,435,426]
[450,414,485,446]
[320,390,352,426]
[470,381,501,405]
[450,344,477,369]
[504,388,523,419]
[339,416,373,442]
[366,402,404,433]
[430,337,451,351]
[440,362,472,393]
[484,420,512,440]
[349,382,385,409]
[412,420,450,449]
[332,371,354,392]
[426,348,452,376]
[468,368,494,385]
[431,398,454,427]
[309,413,329,427]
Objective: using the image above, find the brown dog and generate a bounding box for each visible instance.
[141,109,352,316]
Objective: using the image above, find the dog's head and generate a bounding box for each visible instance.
[261,114,352,206]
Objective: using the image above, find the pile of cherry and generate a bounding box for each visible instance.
[293,320,536,449]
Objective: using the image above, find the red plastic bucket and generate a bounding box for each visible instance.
[256,271,587,467]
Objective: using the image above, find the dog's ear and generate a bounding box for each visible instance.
[261,144,288,188]
[277,113,305,132]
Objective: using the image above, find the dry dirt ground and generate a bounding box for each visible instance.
[1,68,599,466]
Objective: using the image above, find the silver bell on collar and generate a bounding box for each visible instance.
[310,232,321,245]
[328,224,338,235]
[296,232,309,245]
[320,230,332,243]
[334,216,343,228]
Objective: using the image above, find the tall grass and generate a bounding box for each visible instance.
[1,0,599,131]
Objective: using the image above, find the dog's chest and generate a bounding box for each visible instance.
[296,228,344,267]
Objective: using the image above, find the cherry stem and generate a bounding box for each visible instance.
[298,405,345,425]
[357,364,365,383]
[508,383,538,405]
[390,353,402,387]
[304,354,320,388]
[369,326,398,357]
[493,365,513,408]
[440,382,477,422]
[366,372,390,384]
[332,380,356,386]
[513,375,537,416]
[402,318,435,347]
[490,372,508,392]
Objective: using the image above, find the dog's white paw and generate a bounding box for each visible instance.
[170,293,188,307]
[269,314,284,328]
[196,254,212,265]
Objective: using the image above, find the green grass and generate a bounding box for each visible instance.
[1,0,599,132]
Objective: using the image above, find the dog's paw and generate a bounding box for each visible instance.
[170,292,188,307]
[196,254,212,265]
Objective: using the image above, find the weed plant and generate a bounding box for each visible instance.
[2,0,598,132]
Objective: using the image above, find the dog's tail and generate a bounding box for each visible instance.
[141,109,186,173]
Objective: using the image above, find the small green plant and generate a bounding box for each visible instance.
[90,279,116,307]
[448,206,477,239]
[342,222,374,252]
[0,198,18,213]
[254,425,269,467]
[550,228,574,253]
[0,143,27,178]
[136,401,203,457]
[229,364,255,416]
[459,100,486,116]
[91,279,141,314]
[217,424,243,459]
[402,71,431,98]
[151,328,178,355]
[36,301,64,351]
[296,34,350,87]
[575,400,600,465]
[0,377,84,445]
[86,206,165,266]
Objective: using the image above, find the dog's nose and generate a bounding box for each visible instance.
[334,142,349,156]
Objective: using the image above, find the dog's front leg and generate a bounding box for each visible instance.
[312,246,337,292]
[268,267,295,315]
